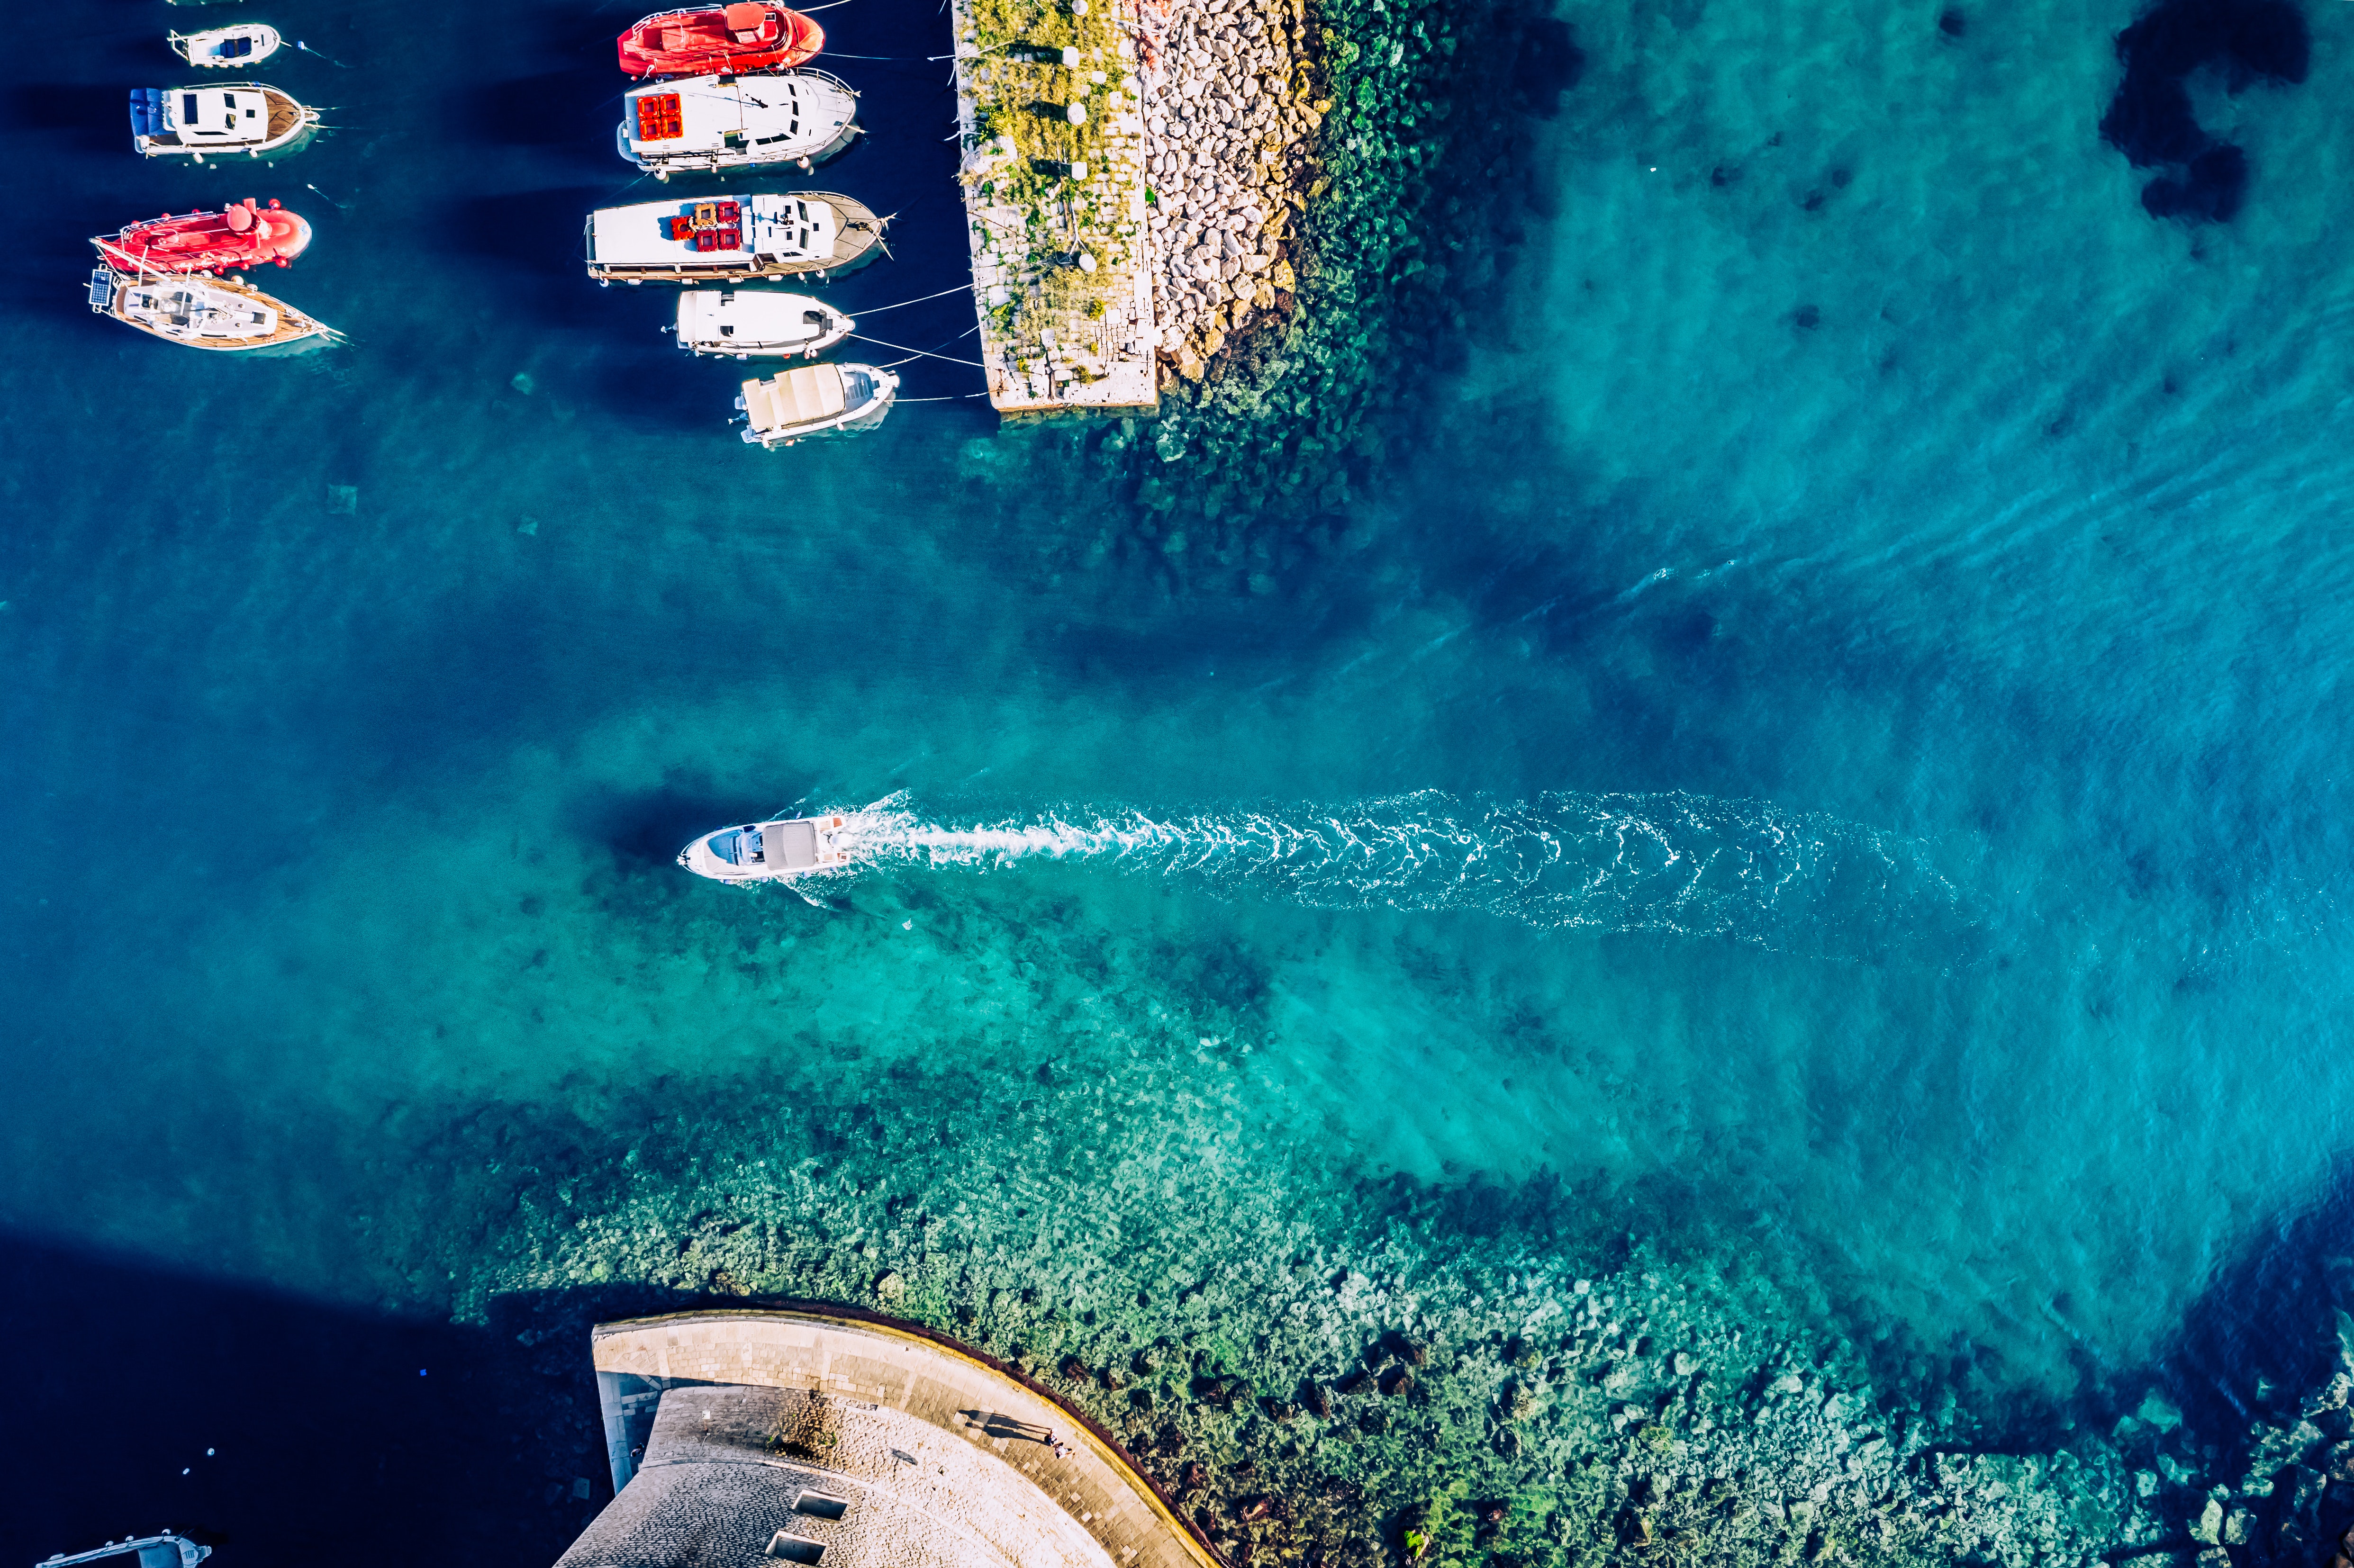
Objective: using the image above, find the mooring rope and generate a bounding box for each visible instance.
[853,282,973,315]
[854,334,985,367]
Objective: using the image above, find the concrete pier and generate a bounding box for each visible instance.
[564,1309,1218,1568]
[949,0,1159,417]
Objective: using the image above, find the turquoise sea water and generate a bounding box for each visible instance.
[12,0,2354,1554]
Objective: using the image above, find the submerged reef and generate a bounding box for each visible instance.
[1072,0,1580,543]
[2098,0,2309,223]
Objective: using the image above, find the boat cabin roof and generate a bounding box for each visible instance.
[589,194,834,266]
[743,366,846,433]
[167,86,269,141]
[626,74,838,152]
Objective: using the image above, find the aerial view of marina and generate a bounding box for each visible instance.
[16,0,2354,1565]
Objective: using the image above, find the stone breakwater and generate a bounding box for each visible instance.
[1135,0,1317,383]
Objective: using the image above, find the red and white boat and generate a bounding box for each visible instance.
[616,3,824,78]
[92,198,311,276]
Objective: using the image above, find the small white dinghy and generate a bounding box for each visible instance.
[734,361,898,447]
[169,24,282,67]
[670,288,851,359]
[131,83,318,160]
[678,815,856,883]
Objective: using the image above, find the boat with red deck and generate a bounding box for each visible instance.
[92,198,311,276]
[617,3,824,78]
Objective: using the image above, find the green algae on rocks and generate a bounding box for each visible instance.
[1096,0,1580,536]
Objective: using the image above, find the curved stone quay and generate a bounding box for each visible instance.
[561,1308,1223,1568]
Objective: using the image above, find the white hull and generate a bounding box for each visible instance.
[671,288,852,358]
[89,267,336,353]
[735,361,898,447]
[618,69,860,177]
[585,190,887,284]
[133,82,317,160]
[679,815,855,882]
[169,24,282,66]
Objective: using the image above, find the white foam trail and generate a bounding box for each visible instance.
[824,791,1965,951]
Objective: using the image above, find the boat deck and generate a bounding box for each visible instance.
[264,91,303,141]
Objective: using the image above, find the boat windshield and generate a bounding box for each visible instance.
[706,828,769,866]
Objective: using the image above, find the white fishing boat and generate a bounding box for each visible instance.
[733,361,898,446]
[584,191,886,284]
[168,24,282,66]
[678,815,856,882]
[618,70,859,177]
[670,288,851,358]
[130,83,318,160]
[89,266,336,352]
[38,1532,211,1568]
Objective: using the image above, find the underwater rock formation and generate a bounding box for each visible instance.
[2098,0,2309,223]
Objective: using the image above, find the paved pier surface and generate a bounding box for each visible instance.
[949,0,1159,416]
[571,1309,1218,1568]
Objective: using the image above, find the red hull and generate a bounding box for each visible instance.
[94,198,311,276]
[616,3,824,77]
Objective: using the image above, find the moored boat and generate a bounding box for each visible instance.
[678,814,856,881]
[88,266,335,352]
[168,24,282,67]
[670,288,851,358]
[618,4,823,78]
[584,191,886,284]
[93,198,311,274]
[130,83,318,159]
[36,1532,210,1568]
[617,70,858,177]
[733,361,898,447]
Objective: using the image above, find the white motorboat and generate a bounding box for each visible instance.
[618,70,859,177]
[670,288,851,358]
[89,267,336,353]
[734,362,898,446]
[169,24,282,66]
[584,190,886,284]
[38,1532,211,1568]
[678,815,856,882]
[131,82,318,159]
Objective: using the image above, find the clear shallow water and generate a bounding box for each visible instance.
[9,0,2354,1542]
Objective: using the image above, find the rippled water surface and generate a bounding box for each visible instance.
[11,0,2354,1550]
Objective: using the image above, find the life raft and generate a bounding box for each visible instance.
[616,3,824,78]
[93,198,313,275]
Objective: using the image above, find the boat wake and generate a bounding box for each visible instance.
[821,791,1967,952]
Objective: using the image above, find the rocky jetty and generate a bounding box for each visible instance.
[1135,0,1317,382]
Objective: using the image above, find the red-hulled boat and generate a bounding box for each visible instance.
[616,3,824,77]
[93,198,312,276]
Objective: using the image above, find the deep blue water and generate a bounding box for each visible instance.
[12,0,2354,1557]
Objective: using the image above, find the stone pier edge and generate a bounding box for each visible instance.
[590,1299,1230,1568]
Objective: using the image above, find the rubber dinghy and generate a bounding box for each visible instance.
[617,3,824,78]
[678,815,855,882]
[93,198,311,274]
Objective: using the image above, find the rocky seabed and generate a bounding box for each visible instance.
[439,1010,2354,1568]
[1138,0,1315,379]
